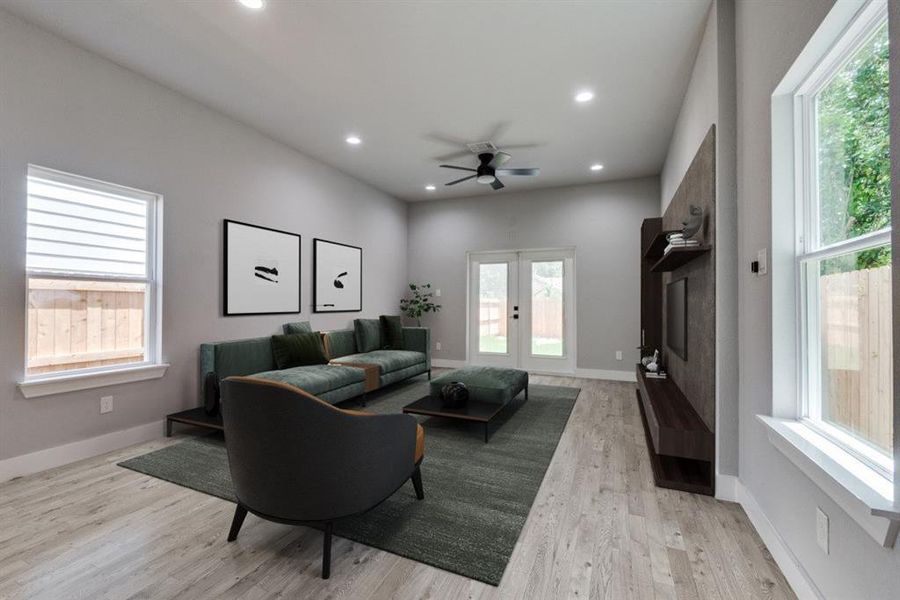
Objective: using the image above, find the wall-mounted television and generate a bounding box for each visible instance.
[666,277,687,360]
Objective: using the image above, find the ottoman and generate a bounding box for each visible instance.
[430,366,529,405]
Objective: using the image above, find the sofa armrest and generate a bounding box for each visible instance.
[402,327,431,369]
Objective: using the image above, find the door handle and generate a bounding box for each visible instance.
[511,314,519,319]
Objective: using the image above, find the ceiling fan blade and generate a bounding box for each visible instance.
[495,168,540,176]
[445,175,477,186]
[491,178,505,190]
[440,164,477,172]
[489,152,511,168]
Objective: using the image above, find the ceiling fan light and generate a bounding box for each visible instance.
[477,174,496,184]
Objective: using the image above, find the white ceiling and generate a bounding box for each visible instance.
[1,0,710,201]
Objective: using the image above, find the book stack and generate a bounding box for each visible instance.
[664,232,699,254]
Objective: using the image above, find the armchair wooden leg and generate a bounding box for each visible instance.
[412,464,424,500]
[322,521,333,579]
[227,504,248,542]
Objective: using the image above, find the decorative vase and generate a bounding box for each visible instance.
[440,381,469,409]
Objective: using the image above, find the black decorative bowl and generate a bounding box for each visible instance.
[440,381,469,409]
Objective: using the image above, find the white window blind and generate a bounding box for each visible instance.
[26,166,151,278]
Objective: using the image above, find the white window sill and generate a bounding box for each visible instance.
[18,363,169,398]
[758,415,900,547]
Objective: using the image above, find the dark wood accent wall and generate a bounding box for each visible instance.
[640,218,663,353]
[661,126,716,430]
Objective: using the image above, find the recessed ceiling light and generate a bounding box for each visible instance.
[237,0,264,9]
[345,135,362,145]
[575,90,595,103]
[425,184,436,191]
[590,163,604,171]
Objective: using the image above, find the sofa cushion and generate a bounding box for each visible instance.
[252,364,364,397]
[282,321,312,334]
[354,319,383,353]
[331,350,426,374]
[271,333,329,369]
[380,315,404,349]
[322,329,357,359]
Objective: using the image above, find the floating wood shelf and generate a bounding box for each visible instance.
[649,246,711,272]
[642,230,681,260]
[635,365,714,496]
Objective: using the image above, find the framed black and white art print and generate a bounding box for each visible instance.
[313,238,362,313]
[224,219,301,316]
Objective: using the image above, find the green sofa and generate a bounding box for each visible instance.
[200,320,430,405]
[324,319,431,388]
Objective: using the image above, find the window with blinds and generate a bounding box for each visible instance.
[25,166,162,378]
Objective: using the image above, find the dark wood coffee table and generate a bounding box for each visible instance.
[402,395,510,443]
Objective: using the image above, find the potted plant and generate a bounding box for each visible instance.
[400,283,442,326]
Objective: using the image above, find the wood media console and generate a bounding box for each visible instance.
[635,365,715,496]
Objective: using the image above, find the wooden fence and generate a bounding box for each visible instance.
[478,298,563,339]
[822,265,892,452]
[27,278,146,376]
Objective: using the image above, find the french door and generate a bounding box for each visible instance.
[468,249,576,373]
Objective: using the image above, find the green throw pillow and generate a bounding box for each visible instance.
[354,319,382,353]
[282,321,312,334]
[271,333,328,369]
[380,315,404,349]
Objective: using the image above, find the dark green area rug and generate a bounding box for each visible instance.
[119,378,579,585]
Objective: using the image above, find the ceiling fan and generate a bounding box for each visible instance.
[441,151,539,191]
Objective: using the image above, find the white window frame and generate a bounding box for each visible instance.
[793,2,891,478]
[18,166,167,398]
[764,0,899,548]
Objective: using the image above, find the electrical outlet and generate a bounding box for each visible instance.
[816,507,829,554]
[616,350,623,361]
[100,396,114,414]
[757,248,768,276]
[436,341,442,351]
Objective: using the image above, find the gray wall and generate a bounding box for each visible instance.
[661,1,719,215]
[407,177,659,373]
[737,1,900,597]
[0,10,408,461]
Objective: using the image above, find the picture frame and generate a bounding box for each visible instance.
[313,238,362,313]
[224,219,301,316]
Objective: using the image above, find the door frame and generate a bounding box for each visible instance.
[465,247,577,374]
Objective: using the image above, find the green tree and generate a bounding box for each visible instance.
[817,22,890,272]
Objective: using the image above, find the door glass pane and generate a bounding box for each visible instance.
[816,22,889,246]
[531,261,563,356]
[817,245,892,455]
[479,263,507,353]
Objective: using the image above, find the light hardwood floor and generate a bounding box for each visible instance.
[0,375,795,599]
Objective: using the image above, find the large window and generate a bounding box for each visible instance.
[796,11,891,474]
[25,166,162,379]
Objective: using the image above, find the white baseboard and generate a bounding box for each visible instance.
[735,480,823,600]
[573,368,636,382]
[715,473,739,502]
[0,419,165,483]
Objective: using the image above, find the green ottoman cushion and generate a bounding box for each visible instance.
[430,366,528,405]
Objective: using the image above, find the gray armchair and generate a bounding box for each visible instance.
[220,376,425,578]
